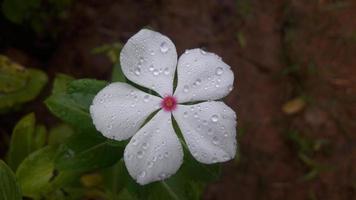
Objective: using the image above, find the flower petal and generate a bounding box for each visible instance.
[120,29,177,97]
[124,110,183,185]
[173,101,237,164]
[174,49,234,103]
[90,82,161,141]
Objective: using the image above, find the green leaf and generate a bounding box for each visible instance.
[45,76,107,132]
[33,125,47,150]
[7,113,46,171]
[15,146,57,198]
[52,74,74,95]
[0,160,22,200]
[0,55,48,113]
[55,131,124,172]
[67,79,107,111]
[48,124,74,145]
[15,146,79,199]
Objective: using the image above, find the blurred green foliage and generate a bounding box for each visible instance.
[0,55,48,114]
[1,0,73,34]
[0,160,22,200]
[286,130,331,181]
[6,113,46,171]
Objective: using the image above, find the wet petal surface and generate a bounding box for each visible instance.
[173,101,237,164]
[90,82,161,141]
[120,29,177,97]
[174,49,234,103]
[124,110,183,185]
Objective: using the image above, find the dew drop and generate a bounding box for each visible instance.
[163,67,170,75]
[143,95,150,103]
[134,67,141,76]
[138,171,146,178]
[184,50,190,54]
[132,139,138,146]
[149,50,155,56]
[223,155,230,160]
[159,173,167,179]
[212,136,219,145]
[142,142,148,149]
[137,151,144,159]
[149,65,155,72]
[183,111,188,118]
[183,85,189,93]
[207,128,213,135]
[212,157,218,163]
[193,112,198,118]
[153,69,160,76]
[160,42,169,53]
[147,161,154,168]
[200,49,207,55]
[215,67,224,75]
[164,152,169,158]
[228,85,234,92]
[211,114,219,122]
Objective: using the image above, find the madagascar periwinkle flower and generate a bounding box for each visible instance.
[90,29,237,185]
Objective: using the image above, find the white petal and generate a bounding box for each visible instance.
[174,49,234,103]
[124,110,183,185]
[173,101,237,164]
[90,82,161,141]
[120,29,177,97]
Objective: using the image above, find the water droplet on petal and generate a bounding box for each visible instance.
[163,67,170,75]
[200,49,207,55]
[160,42,169,53]
[215,67,224,75]
[149,50,155,56]
[149,65,155,71]
[141,95,150,103]
[164,152,169,158]
[134,67,141,76]
[223,155,230,160]
[228,85,234,92]
[138,171,146,178]
[184,50,190,54]
[142,142,148,149]
[147,161,154,168]
[212,136,219,145]
[153,69,159,76]
[183,85,189,93]
[137,151,144,159]
[183,111,188,118]
[159,173,167,179]
[211,114,219,122]
[212,157,218,163]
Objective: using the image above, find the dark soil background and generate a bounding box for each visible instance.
[1,0,355,199]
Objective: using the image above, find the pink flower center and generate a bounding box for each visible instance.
[161,96,177,112]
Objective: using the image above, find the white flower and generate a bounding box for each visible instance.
[90,29,237,185]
